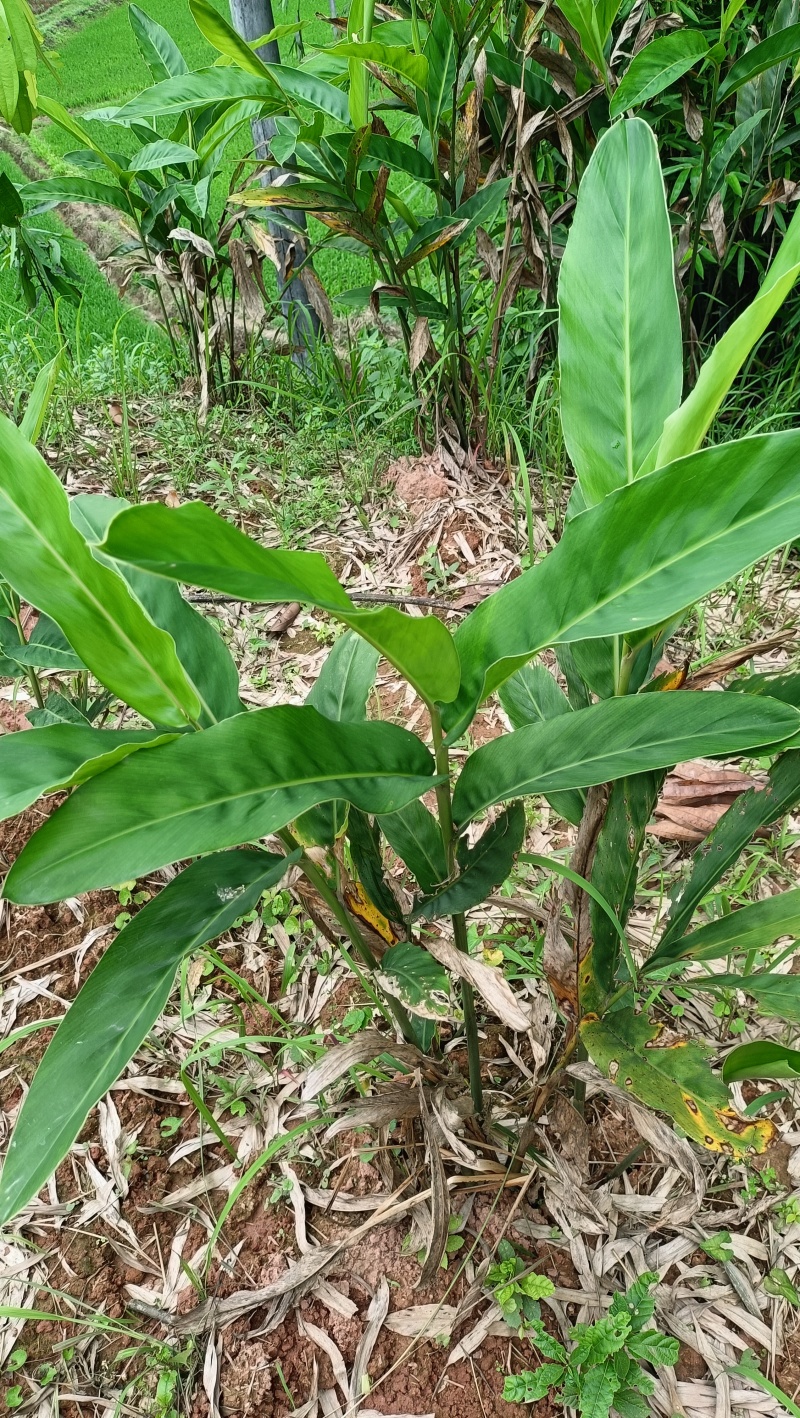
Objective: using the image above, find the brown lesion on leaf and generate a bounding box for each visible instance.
[644,1023,666,1048]
[716,1107,776,1150]
[683,1096,700,1116]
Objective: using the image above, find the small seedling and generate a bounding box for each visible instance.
[764,1268,800,1306]
[501,1271,679,1417]
[488,1240,556,1332]
[775,1197,800,1229]
[700,1232,733,1264]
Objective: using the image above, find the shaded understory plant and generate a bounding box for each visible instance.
[3,117,800,1222]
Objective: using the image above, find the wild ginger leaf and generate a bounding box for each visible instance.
[581,1009,775,1158]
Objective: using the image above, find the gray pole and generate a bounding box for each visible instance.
[228,0,321,356]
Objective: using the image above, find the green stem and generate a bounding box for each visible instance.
[278,829,417,1044]
[614,638,637,698]
[430,708,484,1114]
[10,600,44,709]
[683,62,720,380]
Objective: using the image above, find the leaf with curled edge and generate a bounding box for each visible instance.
[412,802,525,921]
[580,1008,775,1158]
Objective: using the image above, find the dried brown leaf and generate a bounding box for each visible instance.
[302,1031,421,1101]
[299,1318,349,1399]
[425,937,531,1031]
[350,1277,390,1405]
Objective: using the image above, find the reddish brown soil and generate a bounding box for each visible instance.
[0,803,563,1418]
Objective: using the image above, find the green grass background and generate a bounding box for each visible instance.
[0,145,162,385]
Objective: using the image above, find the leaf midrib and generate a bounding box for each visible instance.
[25,762,435,876]
[554,460,800,648]
[464,714,793,814]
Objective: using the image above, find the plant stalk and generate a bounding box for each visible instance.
[683,61,721,381]
[278,829,417,1044]
[430,708,484,1114]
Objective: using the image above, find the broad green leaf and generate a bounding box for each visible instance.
[347,809,403,924]
[35,96,123,179]
[326,41,428,87]
[99,501,460,706]
[412,802,525,920]
[652,205,800,469]
[378,941,450,1017]
[0,848,292,1225]
[485,50,560,111]
[729,671,800,706]
[5,706,437,904]
[580,1009,774,1157]
[295,631,380,846]
[625,1332,680,1366]
[129,3,188,81]
[500,663,572,725]
[558,0,616,75]
[306,632,379,718]
[20,175,143,218]
[70,493,242,728]
[558,119,682,505]
[369,133,435,183]
[610,30,709,117]
[0,613,83,671]
[734,0,799,171]
[26,693,94,728]
[0,169,23,226]
[723,1040,800,1082]
[19,352,62,444]
[717,23,800,100]
[0,1,20,127]
[379,798,447,894]
[125,140,199,171]
[691,970,800,1022]
[0,418,201,729]
[196,97,264,168]
[657,750,800,949]
[116,66,279,122]
[0,725,176,822]
[425,0,456,130]
[5,0,38,74]
[588,772,664,999]
[262,63,352,125]
[452,693,799,825]
[581,1363,619,1418]
[499,664,585,824]
[706,110,769,197]
[568,637,616,699]
[504,1366,565,1405]
[612,30,706,116]
[646,888,800,971]
[612,1389,650,1418]
[444,430,800,740]
[764,1269,800,1305]
[189,0,270,78]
